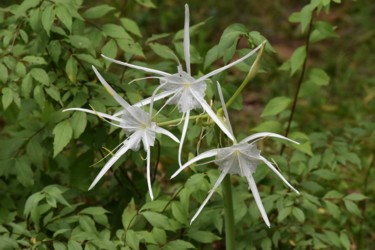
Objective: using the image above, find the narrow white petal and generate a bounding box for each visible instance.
[189,89,235,141]
[259,156,299,194]
[155,127,180,143]
[194,43,263,83]
[216,82,233,135]
[88,133,142,190]
[92,66,131,110]
[184,4,191,75]
[170,149,219,179]
[132,90,175,108]
[240,132,299,145]
[101,54,171,77]
[178,111,190,167]
[145,142,154,200]
[63,108,123,124]
[190,167,230,224]
[247,173,271,227]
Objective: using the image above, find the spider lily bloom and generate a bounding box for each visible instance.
[101,4,263,166]
[64,66,179,200]
[171,83,299,226]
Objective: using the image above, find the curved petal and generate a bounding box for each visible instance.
[184,4,191,75]
[189,88,235,141]
[178,111,190,167]
[259,155,299,194]
[63,108,123,124]
[170,148,219,179]
[88,133,142,190]
[143,135,154,200]
[155,127,180,143]
[194,43,263,83]
[246,173,271,227]
[101,54,171,77]
[190,166,230,224]
[92,66,131,110]
[132,90,175,108]
[216,82,233,136]
[240,132,299,145]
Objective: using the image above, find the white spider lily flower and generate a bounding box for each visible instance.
[64,66,179,200]
[171,83,299,226]
[101,4,263,166]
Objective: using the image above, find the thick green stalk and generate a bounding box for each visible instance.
[222,175,235,250]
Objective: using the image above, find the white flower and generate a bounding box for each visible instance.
[64,66,179,200]
[171,83,299,226]
[101,4,263,166]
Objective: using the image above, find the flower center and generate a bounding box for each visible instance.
[183,82,191,89]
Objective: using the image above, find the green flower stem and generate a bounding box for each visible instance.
[225,41,266,109]
[222,175,235,250]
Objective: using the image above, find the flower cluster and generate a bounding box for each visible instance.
[65,4,299,226]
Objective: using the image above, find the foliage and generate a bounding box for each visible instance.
[0,0,374,249]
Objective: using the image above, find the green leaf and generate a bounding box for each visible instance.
[53,120,73,157]
[2,88,13,110]
[149,43,176,60]
[41,5,55,36]
[171,202,188,225]
[45,86,61,103]
[290,46,306,75]
[66,56,78,82]
[142,211,172,231]
[121,18,142,37]
[152,227,166,245]
[102,24,131,39]
[323,190,343,200]
[26,136,44,166]
[24,192,45,216]
[0,63,8,83]
[343,200,361,216]
[292,207,305,223]
[0,236,18,249]
[80,207,108,216]
[309,68,330,86]
[15,156,34,187]
[68,35,92,49]
[344,193,367,202]
[135,0,156,8]
[23,56,47,65]
[83,5,115,19]
[340,232,350,250]
[69,111,87,139]
[204,45,219,69]
[251,120,283,133]
[261,96,292,117]
[122,199,137,229]
[56,4,72,32]
[33,85,46,108]
[277,206,292,222]
[68,240,83,250]
[30,68,50,86]
[16,62,26,77]
[53,241,66,250]
[163,240,195,250]
[187,230,221,243]
[126,230,139,250]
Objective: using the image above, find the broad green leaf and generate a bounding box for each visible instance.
[343,200,361,216]
[135,0,156,8]
[164,240,195,250]
[70,111,87,139]
[290,46,306,75]
[204,45,219,69]
[140,200,169,212]
[79,215,97,234]
[292,207,305,223]
[187,230,221,243]
[0,236,18,249]
[23,56,47,65]
[102,24,131,39]
[323,190,343,200]
[45,86,61,102]
[68,240,83,250]
[24,192,45,216]
[102,40,117,59]
[261,238,272,250]
[126,230,139,250]
[14,0,41,17]
[152,227,166,245]
[48,41,62,63]
[309,68,330,86]
[66,56,78,82]
[80,207,108,216]
[33,85,46,108]
[26,136,44,166]
[277,206,292,222]
[171,202,188,225]
[83,5,115,19]
[15,62,26,77]
[117,39,145,58]
[41,5,55,36]
[44,185,70,207]
[251,120,283,133]
[67,35,92,49]
[0,63,8,83]
[2,87,13,110]
[53,241,67,250]
[121,18,142,37]
[142,211,172,231]
[340,232,350,250]
[122,199,137,229]
[30,68,50,86]
[53,120,73,157]
[261,96,292,117]
[56,4,72,32]
[310,21,338,43]
[149,43,176,60]
[15,156,34,187]
[146,33,170,43]
[74,54,101,67]
[344,193,367,202]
